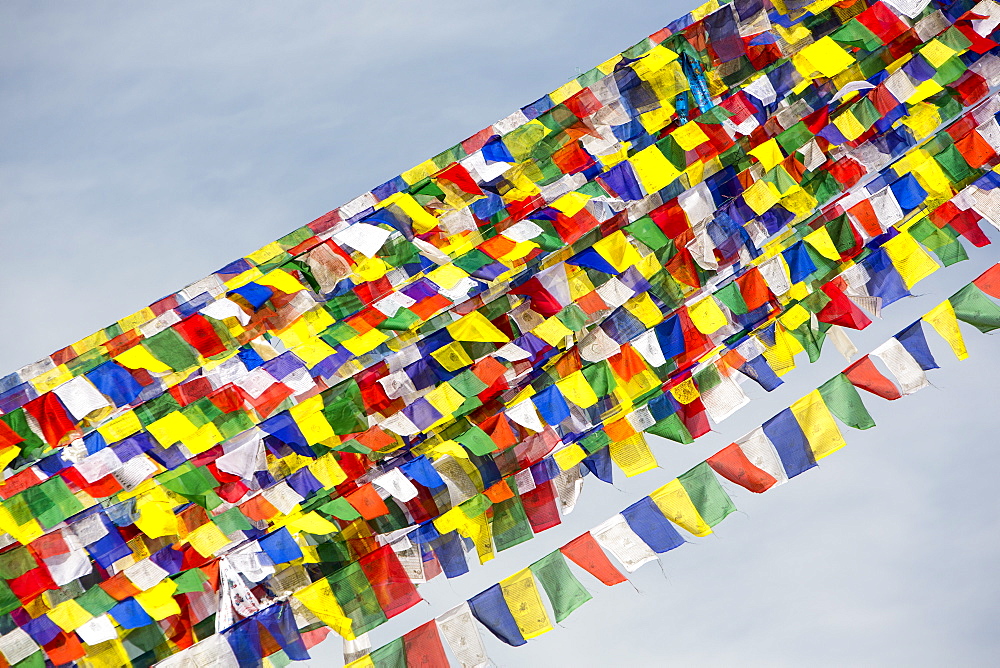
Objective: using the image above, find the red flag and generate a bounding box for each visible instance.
[23,393,77,446]
[707,443,777,493]
[403,620,450,666]
[844,356,902,400]
[173,314,227,357]
[817,281,872,330]
[521,480,560,533]
[345,483,389,520]
[559,533,627,586]
[359,544,422,619]
[973,263,1000,298]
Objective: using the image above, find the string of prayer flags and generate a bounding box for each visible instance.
[2,0,1000,664]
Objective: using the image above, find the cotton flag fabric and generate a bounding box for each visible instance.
[2,0,1000,665]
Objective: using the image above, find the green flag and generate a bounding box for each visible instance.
[818,373,876,429]
[530,551,593,623]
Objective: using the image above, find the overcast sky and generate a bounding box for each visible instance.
[2,2,999,666]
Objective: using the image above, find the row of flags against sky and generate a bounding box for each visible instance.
[1,0,1000,666]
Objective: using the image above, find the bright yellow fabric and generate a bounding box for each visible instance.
[114,345,173,373]
[309,454,348,487]
[625,293,664,327]
[293,577,355,639]
[650,479,712,536]
[749,138,784,171]
[182,422,224,455]
[47,599,93,632]
[671,122,710,150]
[833,110,867,141]
[146,412,199,447]
[500,569,553,640]
[797,36,855,77]
[135,486,179,538]
[553,443,589,470]
[591,231,643,272]
[920,39,957,68]
[424,383,466,416]
[907,79,945,105]
[381,192,439,234]
[96,411,143,442]
[431,341,475,371]
[551,191,591,216]
[30,365,73,393]
[80,639,130,668]
[902,102,941,139]
[532,316,574,346]
[447,311,510,343]
[186,522,231,557]
[257,268,307,294]
[135,579,181,620]
[555,370,599,408]
[608,433,658,477]
[804,226,841,260]
[779,304,811,331]
[670,377,700,405]
[688,295,728,334]
[290,511,340,535]
[790,390,847,460]
[295,410,335,445]
[292,338,338,367]
[630,144,682,194]
[923,300,968,360]
[341,328,389,356]
[882,232,939,289]
[743,179,781,215]
[426,263,470,290]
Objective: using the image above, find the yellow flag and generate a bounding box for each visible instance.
[46,599,93,632]
[431,341,475,372]
[500,569,553,640]
[531,316,574,347]
[743,179,781,215]
[797,36,855,77]
[341,328,389,356]
[293,577,355,639]
[688,295,728,334]
[114,345,173,373]
[591,231,643,273]
[609,433,658,477]
[671,122,710,151]
[146,411,199,447]
[424,383,466,416]
[257,268,307,294]
[186,522,231,557]
[553,443,589,471]
[650,479,712,536]
[290,511,340,535]
[630,144,681,194]
[135,488,179,539]
[923,300,968,360]
[882,232,939,289]
[80,640,131,668]
[555,371,599,408]
[135,579,181,620]
[804,226,841,260]
[789,390,846,460]
[748,138,783,171]
[447,311,510,343]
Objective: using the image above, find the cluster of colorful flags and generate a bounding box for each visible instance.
[1,0,1000,665]
[328,261,1000,668]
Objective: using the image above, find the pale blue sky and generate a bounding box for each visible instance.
[1,2,999,666]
